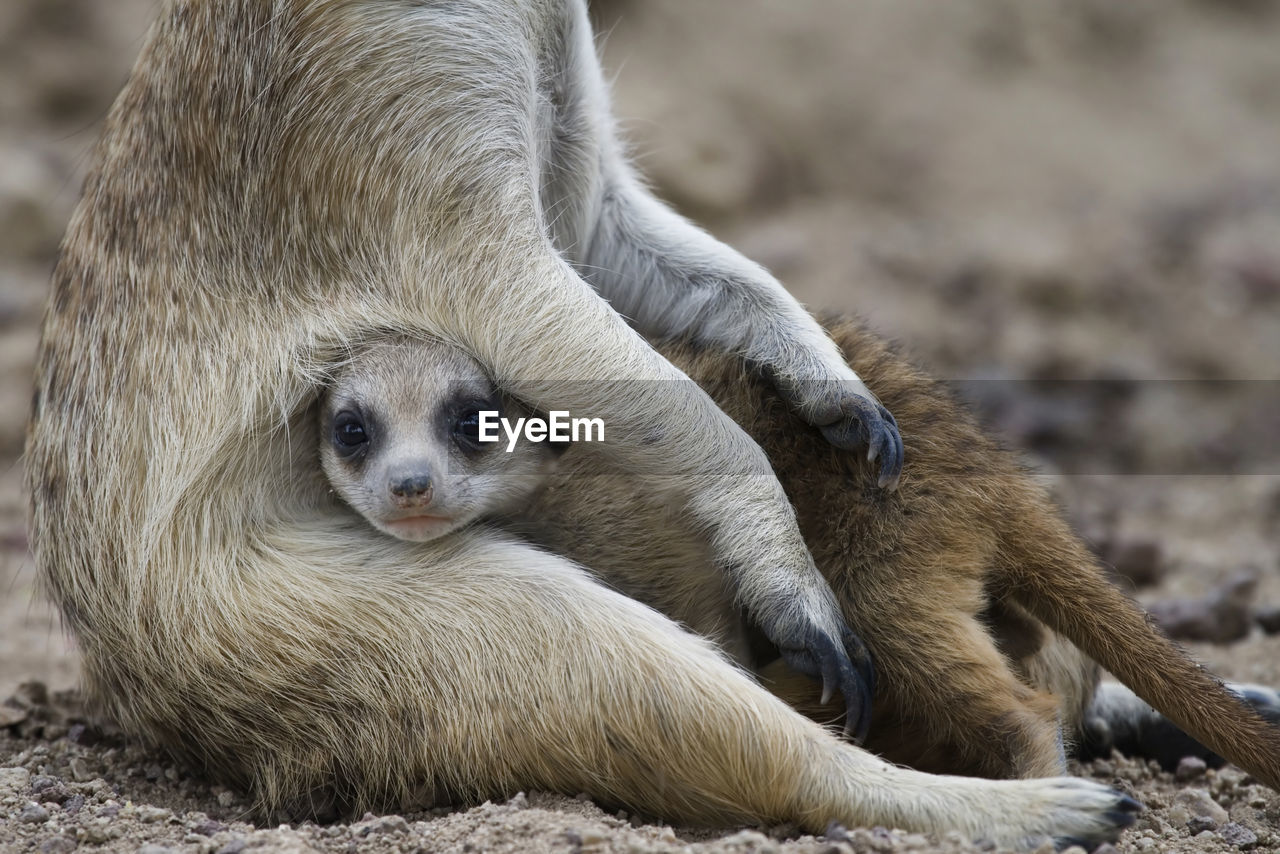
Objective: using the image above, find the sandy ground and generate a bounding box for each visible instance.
[3,0,1280,851]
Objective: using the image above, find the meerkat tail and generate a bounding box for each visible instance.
[995,511,1280,790]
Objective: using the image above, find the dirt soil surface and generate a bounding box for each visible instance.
[3,1,1280,852]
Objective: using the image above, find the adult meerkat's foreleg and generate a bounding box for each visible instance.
[231,0,877,735]
[531,0,901,487]
[374,247,874,732]
[579,168,902,488]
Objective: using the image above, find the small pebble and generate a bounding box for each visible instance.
[354,814,409,835]
[1107,540,1166,587]
[82,826,110,846]
[38,838,76,854]
[191,819,224,836]
[1188,815,1218,834]
[215,838,247,854]
[0,704,29,727]
[824,822,853,843]
[1176,755,1208,781]
[136,805,172,823]
[1173,788,1228,826]
[19,801,51,823]
[30,775,60,794]
[68,758,91,782]
[0,766,32,793]
[1220,822,1259,849]
[1147,572,1257,644]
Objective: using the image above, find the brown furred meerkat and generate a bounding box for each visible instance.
[24,0,1147,847]
[320,319,1280,791]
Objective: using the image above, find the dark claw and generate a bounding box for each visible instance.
[1117,795,1144,814]
[1103,794,1144,828]
[843,625,876,702]
[779,625,876,743]
[1055,794,1142,851]
[818,397,904,491]
[875,405,902,490]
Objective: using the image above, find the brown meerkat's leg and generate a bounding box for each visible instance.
[760,600,1068,780]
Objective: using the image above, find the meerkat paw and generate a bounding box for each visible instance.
[959,777,1141,850]
[768,373,904,489]
[1233,682,1280,723]
[1021,778,1142,851]
[815,395,903,490]
[773,621,876,741]
[1080,680,1280,771]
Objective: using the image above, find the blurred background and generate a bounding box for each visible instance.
[2,0,1278,698]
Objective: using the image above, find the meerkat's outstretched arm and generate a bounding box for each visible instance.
[578,166,902,488]
[406,253,873,727]
[528,0,902,488]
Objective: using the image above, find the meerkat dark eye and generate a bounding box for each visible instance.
[454,410,484,450]
[332,412,369,451]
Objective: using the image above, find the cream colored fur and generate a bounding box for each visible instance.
[26,1,1136,847]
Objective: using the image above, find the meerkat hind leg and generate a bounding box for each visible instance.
[761,601,1069,780]
[257,526,1136,848]
[870,608,1069,780]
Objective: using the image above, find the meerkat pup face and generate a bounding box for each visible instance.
[321,338,557,542]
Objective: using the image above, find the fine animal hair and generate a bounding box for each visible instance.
[648,315,1280,787]
[25,0,1149,846]
[325,319,1280,792]
[26,0,911,752]
[318,336,560,544]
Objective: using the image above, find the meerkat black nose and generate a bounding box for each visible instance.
[389,472,433,503]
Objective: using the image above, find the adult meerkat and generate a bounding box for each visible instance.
[27,0,904,739]
[23,0,1145,847]
[320,322,1280,790]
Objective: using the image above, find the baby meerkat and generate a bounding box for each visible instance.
[320,338,559,543]
[325,319,1280,789]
